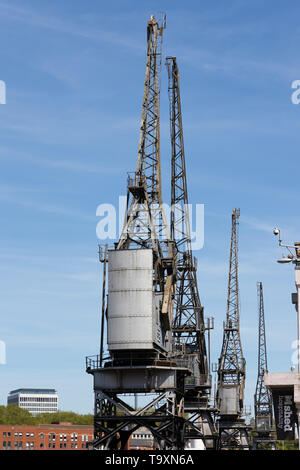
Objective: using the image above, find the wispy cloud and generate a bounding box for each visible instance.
[0,2,143,52]
[0,183,47,194]
[197,260,227,275]
[0,148,124,175]
[64,272,98,282]
[0,106,139,144]
[0,191,94,220]
[184,52,299,82]
[0,252,98,265]
[240,215,274,233]
[27,156,116,175]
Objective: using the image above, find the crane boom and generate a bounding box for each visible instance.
[216,209,249,449]
[166,56,208,381]
[254,281,273,434]
[218,209,245,397]
[118,15,169,254]
[166,57,218,450]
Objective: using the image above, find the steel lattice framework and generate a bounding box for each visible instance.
[166,56,208,381]
[118,15,169,256]
[166,57,217,449]
[218,208,245,390]
[87,16,188,451]
[216,209,249,450]
[254,281,272,433]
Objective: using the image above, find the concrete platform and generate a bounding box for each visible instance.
[264,372,299,443]
[265,372,300,404]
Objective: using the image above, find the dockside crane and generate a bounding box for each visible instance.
[166,56,217,449]
[86,15,188,451]
[253,281,274,449]
[216,208,249,449]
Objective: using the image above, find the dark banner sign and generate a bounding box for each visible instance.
[272,387,297,440]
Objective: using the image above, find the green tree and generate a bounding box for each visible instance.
[0,406,93,425]
[4,405,34,425]
[34,411,93,425]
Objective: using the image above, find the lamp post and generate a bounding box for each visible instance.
[273,228,300,447]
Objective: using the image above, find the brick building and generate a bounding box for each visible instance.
[0,423,93,450]
[129,427,154,450]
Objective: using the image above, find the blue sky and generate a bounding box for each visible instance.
[0,0,300,414]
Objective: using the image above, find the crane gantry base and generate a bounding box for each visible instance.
[184,398,218,449]
[217,419,250,450]
[86,356,190,450]
[252,435,276,450]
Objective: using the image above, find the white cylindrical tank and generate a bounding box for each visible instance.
[107,248,165,352]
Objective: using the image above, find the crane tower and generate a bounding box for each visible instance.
[253,281,274,449]
[166,56,217,448]
[86,15,189,451]
[216,208,249,449]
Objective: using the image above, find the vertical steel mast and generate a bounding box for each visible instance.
[166,56,208,378]
[253,282,273,448]
[218,209,245,391]
[118,15,169,254]
[217,208,249,449]
[166,56,217,449]
[117,15,175,311]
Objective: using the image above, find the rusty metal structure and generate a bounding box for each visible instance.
[216,209,249,449]
[85,14,221,450]
[166,56,217,448]
[86,15,189,450]
[253,281,274,449]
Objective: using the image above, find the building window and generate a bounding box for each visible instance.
[40,443,44,448]
[40,433,44,439]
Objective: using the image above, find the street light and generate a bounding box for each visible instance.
[273,228,300,366]
[273,227,300,447]
[273,227,300,263]
[277,258,293,264]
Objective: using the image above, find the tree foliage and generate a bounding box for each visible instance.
[0,405,93,425]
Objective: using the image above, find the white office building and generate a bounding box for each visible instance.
[7,389,58,415]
